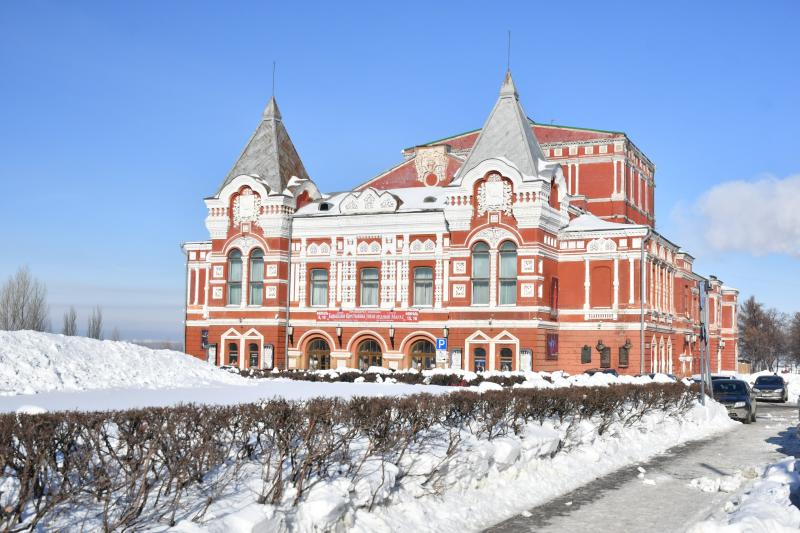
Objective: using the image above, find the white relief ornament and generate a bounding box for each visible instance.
[213,265,224,278]
[212,287,223,300]
[231,236,259,254]
[521,283,535,297]
[587,238,618,253]
[453,261,466,274]
[473,226,516,248]
[266,286,277,299]
[477,174,512,215]
[266,264,278,277]
[414,146,448,186]
[232,188,262,225]
[453,284,466,298]
[521,259,535,273]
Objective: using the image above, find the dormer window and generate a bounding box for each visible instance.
[423,196,436,203]
[319,202,332,212]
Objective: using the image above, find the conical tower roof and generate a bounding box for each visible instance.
[456,72,546,180]
[217,96,310,194]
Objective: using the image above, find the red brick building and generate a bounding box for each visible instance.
[182,73,738,376]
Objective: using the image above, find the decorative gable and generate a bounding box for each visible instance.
[339,188,399,214]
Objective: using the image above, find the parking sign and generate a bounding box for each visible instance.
[436,338,447,350]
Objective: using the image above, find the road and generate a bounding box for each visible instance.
[486,402,799,533]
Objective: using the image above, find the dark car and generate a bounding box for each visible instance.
[751,375,788,403]
[713,379,757,424]
[585,368,619,377]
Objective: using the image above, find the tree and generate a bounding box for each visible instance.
[738,296,788,371]
[0,266,49,332]
[110,327,121,342]
[87,306,103,340]
[62,306,78,336]
[788,312,800,369]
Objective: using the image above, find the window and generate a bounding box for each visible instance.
[227,250,242,305]
[360,268,379,306]
[248,343,259,368]
[413,267,433,307]
[410,339,435,370]
[474,347,486,372]
[357,339,382,371]
[500,348,513,371]
[499,242,517,305]
[249,249,264,305]
[471,242,489,305]
[228,342,239,366]
[307,338,331,370]
[310,269,329,307]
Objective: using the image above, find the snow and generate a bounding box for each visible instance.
[0,330,246,395]
[193,399,734,532]
[688,458,800,532]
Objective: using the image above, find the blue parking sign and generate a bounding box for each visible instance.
[436,338,447,350]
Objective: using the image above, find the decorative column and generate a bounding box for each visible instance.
[628,257,635,304]
[240,252,249,307]
[583,258,590,310]
[192,266,200,305]
[489,250,498,307]
[613,256,619,311]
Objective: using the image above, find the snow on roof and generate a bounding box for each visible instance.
[295,186,447,216]
[563,213,642,232]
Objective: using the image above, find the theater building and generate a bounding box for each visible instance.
[182,72,739,376]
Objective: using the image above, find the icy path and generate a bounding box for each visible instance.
[487,403,800,533]
[0,380,452,413]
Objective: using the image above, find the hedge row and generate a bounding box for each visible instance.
[0,383,698,531]
[234,367,530,387]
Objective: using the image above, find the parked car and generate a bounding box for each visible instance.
[751,375,788,403]
[584,368,619,377]
[712,379,757,424]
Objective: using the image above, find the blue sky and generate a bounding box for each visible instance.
[1,1,798,340]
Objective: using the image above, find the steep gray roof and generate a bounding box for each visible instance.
[217,97,310,194]
[456,72,547,180]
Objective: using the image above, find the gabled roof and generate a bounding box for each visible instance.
[456,72,547,180]
[217,97,310,195]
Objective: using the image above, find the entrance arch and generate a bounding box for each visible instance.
[356,339,382,371]
[408,339,435,370]
[307,338,331,370]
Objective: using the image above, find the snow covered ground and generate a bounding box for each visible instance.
[172,399,735,532]
[0,330,246,395]
[688,457,800,532]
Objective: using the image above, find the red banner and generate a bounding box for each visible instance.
[316,309,420,322]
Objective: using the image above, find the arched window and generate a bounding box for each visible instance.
[249,249,264,306]
[413,267,433,307]
[471,242,489,305]
[500,348,513,371]
[410,339,435,370]
[357,339,382,371]
[228,342,239,366]
[474,347,486,372]
[307,338,331,370]
[360,268,379,307]
[248,342,259,368]
[310,269,329,307]
[227,250,242,305]
[499,242,517,305]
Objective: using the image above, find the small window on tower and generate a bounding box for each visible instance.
[424,196,436,203]
[319,202,332,212]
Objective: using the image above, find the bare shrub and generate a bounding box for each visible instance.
[0,266,49,332]
[62,306,77,336]
[86,306,103,340]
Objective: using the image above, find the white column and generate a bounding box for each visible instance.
[192,267,199,305]
[620,161,626,198]
[613,256,619,310]
[628,257,635,304]
[186,264,192,306]
[489,250,498,307]
[642,256,648,305]
[240,252,249,307]
[583,258,590,310]
[613,160,618,194]
[576,164,580,195]
[203,266,209,311]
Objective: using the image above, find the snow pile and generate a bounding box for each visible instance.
[0,330,247,395]
[184,397,734,532]
[688,457,800,532]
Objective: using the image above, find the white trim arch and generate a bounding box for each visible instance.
[297,329,337,352]
[218,174,272,201]
[398,331,437,353]
[345,330,390,354]
[463,329,520,371]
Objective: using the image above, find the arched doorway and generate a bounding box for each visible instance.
[474,347,487,372]
[409,339,435,370]
[357,339,382,371]
[248,342,259,368]
[307,338,331,370]
[499,347,513,371]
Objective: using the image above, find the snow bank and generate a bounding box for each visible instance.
[0,330,247,395]
[688,457,800,532]
[205,398,734,532]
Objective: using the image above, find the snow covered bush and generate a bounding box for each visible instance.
[0,383,700,531]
